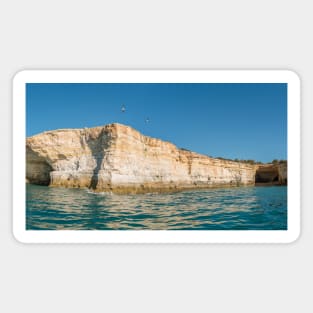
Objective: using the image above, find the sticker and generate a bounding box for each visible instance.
[13,70,300,243]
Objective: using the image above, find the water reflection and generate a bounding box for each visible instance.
[26,185,287,230]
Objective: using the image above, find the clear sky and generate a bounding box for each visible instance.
[26,83,287,163]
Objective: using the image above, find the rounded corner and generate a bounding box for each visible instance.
[286,227,301,244]
[12,228,28,245]
[12,69,30,86]
[285,69,301,85]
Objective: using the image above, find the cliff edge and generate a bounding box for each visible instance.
[26,123,286,194]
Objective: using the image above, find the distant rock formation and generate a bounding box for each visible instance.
[26,123,287,194]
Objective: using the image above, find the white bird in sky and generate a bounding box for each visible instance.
[145,117,150,123]
[121,105,126,113]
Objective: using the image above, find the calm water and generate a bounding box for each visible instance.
[26,184,287,230]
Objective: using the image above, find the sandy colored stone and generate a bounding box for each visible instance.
[26,123,286,193]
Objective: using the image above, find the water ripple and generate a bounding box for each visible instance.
[26,185,287,230]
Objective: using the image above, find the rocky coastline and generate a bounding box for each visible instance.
[26,123,287,194]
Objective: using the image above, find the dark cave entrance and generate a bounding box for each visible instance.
[273,175,279,182]
[255,168,280,184]
[27,160,52,186]
[26,148,53,186]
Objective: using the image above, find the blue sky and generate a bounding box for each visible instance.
[26,83,287,163]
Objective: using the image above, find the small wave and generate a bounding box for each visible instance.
[86,189,113,196]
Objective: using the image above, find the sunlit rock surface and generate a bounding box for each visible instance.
[26,123,286,194]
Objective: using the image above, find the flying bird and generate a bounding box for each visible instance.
[121,105,126,113]
[145,117,150,123]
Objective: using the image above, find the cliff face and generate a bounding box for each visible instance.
[277,163,287,184]
[26,123,283,194]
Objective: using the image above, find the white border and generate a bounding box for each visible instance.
[13,70,300,243]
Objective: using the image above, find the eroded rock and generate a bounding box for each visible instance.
[26,123,286,193]
[255,163,287,185]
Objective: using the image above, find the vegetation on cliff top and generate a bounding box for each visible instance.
[179,147,286,165]
[214,157,287,165]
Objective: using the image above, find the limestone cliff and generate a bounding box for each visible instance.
[26,123,285,194]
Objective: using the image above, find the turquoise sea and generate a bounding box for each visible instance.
[26,184,287,230]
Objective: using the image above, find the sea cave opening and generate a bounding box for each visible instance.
[255,168,280,184]
[26,158,53,186]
